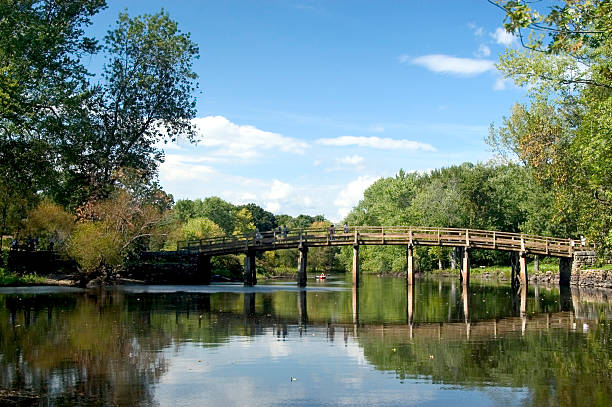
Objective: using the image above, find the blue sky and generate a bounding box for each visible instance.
[88,1,524,221]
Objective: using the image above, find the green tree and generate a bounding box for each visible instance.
[57,10,200,204]
[490,0,612,248]
[238,203,277,232]
[232,208,256,237]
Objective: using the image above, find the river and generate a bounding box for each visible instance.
[1,275,611,406]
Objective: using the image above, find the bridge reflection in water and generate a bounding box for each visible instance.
[281,281,605,343]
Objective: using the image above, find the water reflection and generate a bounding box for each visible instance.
[0,277,611,406]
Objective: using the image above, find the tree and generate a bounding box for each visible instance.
[232,208,256,237]
[25,199,75,250]
[238,203,277,232]
[0,1,107,228]
[490,0,612,248]
[57,10,200,204]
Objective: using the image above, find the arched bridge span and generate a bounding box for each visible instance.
[174,226,593,288]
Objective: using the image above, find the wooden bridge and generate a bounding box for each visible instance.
[175,226,593,288]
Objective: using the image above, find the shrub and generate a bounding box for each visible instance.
[25,199,74,250]
[68,222,122,273]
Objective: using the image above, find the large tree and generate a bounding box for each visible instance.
[489,0,612,248]
[0,0,106,239]
[56,10,200,205]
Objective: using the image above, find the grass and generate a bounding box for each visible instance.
[425,261,561,279]
[0,267,45,286]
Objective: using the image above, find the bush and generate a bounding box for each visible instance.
[25,199,74,251]
[68,222,122,273]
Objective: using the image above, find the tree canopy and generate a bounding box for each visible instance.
[490,0,612,250]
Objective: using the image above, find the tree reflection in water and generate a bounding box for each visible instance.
[0,278,610,406]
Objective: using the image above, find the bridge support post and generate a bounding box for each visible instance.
[297,289,308,327]
[406,244,414,285]
[462,284,469,322]
[519,251,528,286]
[407,282,414,324]
[559,257,573,286]
[244,250,257,286]
[460,248,470,286]
[196,254,211,285]
[352,244,359,286]
[297,246,308,287]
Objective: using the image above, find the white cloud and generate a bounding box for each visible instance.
[493,77,509,91]
[193,116,309,160]
[467,22,484,37]
[334,175,379,220]
[408,54,495,76]
[475,44,491,58]
[265,179,293,200]
[159,154,216,181]
[491,27,516,46]
[316,136,436,152]
[336,155,364,165]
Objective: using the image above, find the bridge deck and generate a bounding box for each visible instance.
[177,226,591,258]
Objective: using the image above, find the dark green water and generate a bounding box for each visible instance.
[0,275,611,406]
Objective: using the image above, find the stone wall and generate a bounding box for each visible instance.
[528,251,612,288]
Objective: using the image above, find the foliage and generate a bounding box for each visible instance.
[177,217,224,242]
[0,268,44,285]
[25,199,75,250]
[68,222,122,272]
[70,188,169,274]
[238,203,277,231]
[490,0,612,250]
[1,3,200,212]
[339,163,557,273]
[232,208,256,237]
[173,197,236,235]
[63,10,199,202]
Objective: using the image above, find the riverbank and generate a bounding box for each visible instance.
[373,265,612,288]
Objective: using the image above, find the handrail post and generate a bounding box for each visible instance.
[546,238,549,255]
[409,228,413,245]
[354,229,358,245]
[465,229,469,247]
[493,231,496,249]
[381,226,385,244]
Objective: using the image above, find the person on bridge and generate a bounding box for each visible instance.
[283,225,288,238]
[255,229,262,244]
[343,223,349,234]
[330,224,335,240]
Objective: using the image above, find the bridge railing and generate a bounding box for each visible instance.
[176,226,593,257]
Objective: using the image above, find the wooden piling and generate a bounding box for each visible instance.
[244,250,257,286]
[297,246,308,287]
[406,244,414,285]
[461,248,470,286]
[352,244,359,286]
[559,257,573,286]
[519,251,528,286]
[462,284,469,322]
[407,282,414,324]
[196,254,211,285]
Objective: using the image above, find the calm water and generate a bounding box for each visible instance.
[1,275,611,406]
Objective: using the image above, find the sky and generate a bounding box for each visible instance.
[87,0,526,222]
